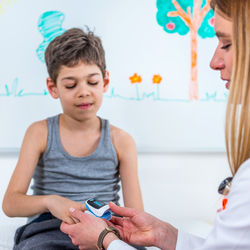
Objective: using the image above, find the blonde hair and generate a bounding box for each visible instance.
[211,0,250,175]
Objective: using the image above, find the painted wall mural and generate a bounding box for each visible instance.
[0,0,227,151]
[156,0,215,100]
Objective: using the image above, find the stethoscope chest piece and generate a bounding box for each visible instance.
[218,177,233,195]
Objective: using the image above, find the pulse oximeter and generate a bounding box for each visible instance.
[85,198,112,220]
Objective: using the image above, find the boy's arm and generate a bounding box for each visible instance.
[110,126,144,211]
[2,121,49,217]
[2,120,85,224]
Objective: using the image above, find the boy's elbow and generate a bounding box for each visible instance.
[2,196,14,217]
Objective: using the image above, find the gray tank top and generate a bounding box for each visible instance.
[31,115,120,205]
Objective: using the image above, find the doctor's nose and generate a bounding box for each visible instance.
[210,50,225,71]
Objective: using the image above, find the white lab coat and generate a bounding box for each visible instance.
[108,159,250,250]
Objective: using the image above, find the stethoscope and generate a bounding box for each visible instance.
[217,177,233,211]
[218,177,233,195]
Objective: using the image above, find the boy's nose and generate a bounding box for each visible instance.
[77,84,90,97]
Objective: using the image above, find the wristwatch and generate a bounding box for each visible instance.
[97,226,121,250]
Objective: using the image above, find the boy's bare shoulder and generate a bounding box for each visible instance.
[27,119,47,134]
[110,124,136,148]
[25,119,48,151]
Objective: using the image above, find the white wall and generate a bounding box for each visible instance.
[137,152,230,236]
[0,152,230,238]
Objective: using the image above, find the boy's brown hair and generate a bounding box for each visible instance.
[45,27,106,83]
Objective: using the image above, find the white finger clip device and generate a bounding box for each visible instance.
[85,198,112,220]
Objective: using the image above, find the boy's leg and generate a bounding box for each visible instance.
[130,245,147,250]
[14,218,78,250]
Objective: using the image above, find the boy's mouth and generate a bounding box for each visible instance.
[76,103,92,110]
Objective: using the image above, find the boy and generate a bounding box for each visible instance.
[2,28,143,249]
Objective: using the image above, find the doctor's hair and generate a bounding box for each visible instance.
[211,0,250,175]
[45,27,106,83]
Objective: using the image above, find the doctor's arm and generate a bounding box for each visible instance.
[109,162,250,250]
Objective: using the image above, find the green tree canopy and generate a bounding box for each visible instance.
[156,0,215,38]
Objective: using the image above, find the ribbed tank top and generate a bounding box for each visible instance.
[31,115,120,205]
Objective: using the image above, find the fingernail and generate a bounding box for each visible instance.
[69,207,75,212]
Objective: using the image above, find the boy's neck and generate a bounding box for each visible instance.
[59,114,101,132]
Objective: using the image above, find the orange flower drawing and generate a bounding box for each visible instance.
[129,73,142,84]
[152,74,162,84]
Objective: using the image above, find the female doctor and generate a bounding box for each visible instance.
[60,0,250,249]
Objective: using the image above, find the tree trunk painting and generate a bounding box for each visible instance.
[157,0,214,100]
[190,29,198,100]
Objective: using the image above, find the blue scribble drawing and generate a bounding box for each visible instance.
[105,87,227,103]
[200,92,228,102]
[36,11,66,63]
[0,78,47,97]
[0,79,227,102]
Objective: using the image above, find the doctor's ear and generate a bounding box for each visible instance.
[46,78,59,99]
[103,70,110,93]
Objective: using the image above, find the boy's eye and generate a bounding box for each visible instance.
[65,84,76,89]
[221,44,232,50]
[88,81,98,85]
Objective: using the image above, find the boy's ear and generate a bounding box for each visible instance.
[103,70,110,93]
[46,78,59,99]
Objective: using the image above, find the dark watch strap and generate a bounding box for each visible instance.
[97,226,121,250]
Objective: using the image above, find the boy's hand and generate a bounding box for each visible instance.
[46,195,85,224]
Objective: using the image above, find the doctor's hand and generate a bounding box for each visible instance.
[60,208,118,250]
[108,202,178,250]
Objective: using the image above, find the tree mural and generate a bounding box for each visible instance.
[156,0,215,100]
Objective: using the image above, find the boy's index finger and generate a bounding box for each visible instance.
[71,216,80,224]
[81,202,86,211]
[69,207,85,222]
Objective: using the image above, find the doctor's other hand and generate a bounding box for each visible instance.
[60,208,117,250]
[108,202,178,250]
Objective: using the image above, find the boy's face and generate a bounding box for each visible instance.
[47,61,109,121]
